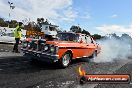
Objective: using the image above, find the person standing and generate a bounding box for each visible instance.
[12,22,22,53]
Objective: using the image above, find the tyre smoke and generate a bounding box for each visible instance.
[95,37,132,63]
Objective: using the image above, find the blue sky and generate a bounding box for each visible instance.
[0,0,132,36]
[71,0,132,35]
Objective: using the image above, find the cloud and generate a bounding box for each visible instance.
[96,24,132,36]
[111,14,118,18]
[0,0,77,24]
[58,7,78,22]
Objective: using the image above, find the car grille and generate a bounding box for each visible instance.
[22,39,46,53]
[22,41,29,48]
[37,39,46,51]
[29,40,37,50]
[43,44,51,53]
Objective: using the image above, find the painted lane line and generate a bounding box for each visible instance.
[5,50,8,52]
[0,49,3,50]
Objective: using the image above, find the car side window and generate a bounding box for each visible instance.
[81,35,87,43]
[86,35,92,44]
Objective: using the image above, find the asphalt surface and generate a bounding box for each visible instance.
[0,44,132,88]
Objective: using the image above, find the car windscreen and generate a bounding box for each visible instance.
[56,33,79,42]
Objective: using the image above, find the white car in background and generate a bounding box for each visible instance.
[0,33,26,44]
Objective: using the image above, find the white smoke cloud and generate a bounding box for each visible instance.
[95,37,132,62]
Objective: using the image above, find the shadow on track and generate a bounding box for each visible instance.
[0,56,91,74]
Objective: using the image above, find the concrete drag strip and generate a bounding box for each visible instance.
[0,52,23,57]
[0,51,132,88]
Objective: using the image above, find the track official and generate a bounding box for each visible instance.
[12,22,22,53]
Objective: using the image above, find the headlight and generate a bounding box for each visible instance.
[28,44,30,47]
[44,45,49,51]
[22,43,27,48]
[50,46,58,53]
[43,45,58,53]
[50,46,55,53]
[24,43,27,47]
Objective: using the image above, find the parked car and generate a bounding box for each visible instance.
[0,33,26,44]
[21,32,101,68]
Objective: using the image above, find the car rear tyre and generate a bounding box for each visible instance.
[60,53,71,68]
[89,52,97,62]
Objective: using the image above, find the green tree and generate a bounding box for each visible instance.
[120,33,132,43]
[82,29,90,35]
[0,18,8,27]
[44,19,49,24]
[92,34,102,40]
[37,18,41,24]
[110,33,120,39]
[9,20,18,28]
[0,18,4,23]
[41,18,44,23]
[121,33,131,39]
[70,25,82,33]
[37,18,45,24]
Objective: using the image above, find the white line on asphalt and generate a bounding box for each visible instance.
[0,49,3,50]
[5,50,8,52]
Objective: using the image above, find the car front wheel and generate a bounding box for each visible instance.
[60,53,71,68]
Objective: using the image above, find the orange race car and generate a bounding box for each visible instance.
[21,32,101,68]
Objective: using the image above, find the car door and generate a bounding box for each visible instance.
[77,34,89,57]
[74,34,95,58]
[85,35,96,56]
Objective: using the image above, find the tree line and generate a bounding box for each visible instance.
[0,17,131,40]
[69,25,132,40]
[69,25,103,40]
[0,18,19,28]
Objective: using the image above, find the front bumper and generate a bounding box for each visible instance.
[21,48,36,59]
[21,48,59,63]
[36,51,59,63]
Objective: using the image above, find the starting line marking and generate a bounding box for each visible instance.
[0,49,9,52]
